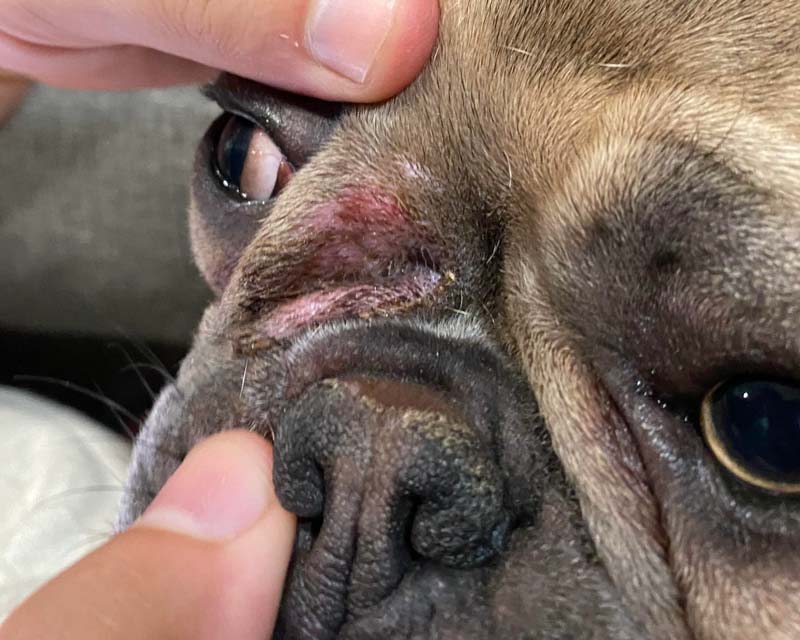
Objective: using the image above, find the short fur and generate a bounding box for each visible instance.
[119,1,800,638]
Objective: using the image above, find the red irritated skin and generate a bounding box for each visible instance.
[231,186,453,344]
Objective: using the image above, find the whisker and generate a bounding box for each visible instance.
[107,343,156,400]
[486,237,502,265]
[92,382,139,441]
[119,362,178,385]
[14,375,141,429]
[596,61,636,69]
[27,485,124,513]
[115,332,178,386]
[445,307,470,317]
[240,358,250,399]
[503,150,513,190]
[501,44,533,58]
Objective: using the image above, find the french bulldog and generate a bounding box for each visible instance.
[118,0,800,638]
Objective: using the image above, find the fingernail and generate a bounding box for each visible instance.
[305,0,396,83]
[136,433,273,541]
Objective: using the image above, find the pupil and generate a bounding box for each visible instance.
[216,116,255,192]
[710,379,800,485]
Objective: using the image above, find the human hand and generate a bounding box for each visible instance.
[0,430,296,640]
[0,0,439,101]
[0,70,28,125]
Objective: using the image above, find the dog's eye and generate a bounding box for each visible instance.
[701,378,800,494]
[214,114,294,201]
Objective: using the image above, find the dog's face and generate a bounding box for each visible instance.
[118,1,800,638]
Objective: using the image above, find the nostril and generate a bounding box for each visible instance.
[272,439,326,518]
[284,473,323,519]
[402,499,425,563]
[272,380,358,519]
[410,501,511,568]
[385,413,511,569]
[309,514,324,539]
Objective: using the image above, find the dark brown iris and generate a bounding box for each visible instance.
[701,378,800,493]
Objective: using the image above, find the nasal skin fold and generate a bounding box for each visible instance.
[303,188,443,278]
[246,187,450,340]
[260,271,443,340]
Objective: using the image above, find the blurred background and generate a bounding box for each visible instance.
[0,83,220,616]
[0,84,218,433]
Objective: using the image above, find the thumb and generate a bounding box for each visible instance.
[1,430,296,640]
[0,0,439,100]
[0,70,29,126]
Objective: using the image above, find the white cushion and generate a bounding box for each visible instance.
[0,387,131,619]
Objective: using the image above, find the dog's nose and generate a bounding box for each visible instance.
[272,376,512,639]
[252,319,544,639]
[275,377,511,638]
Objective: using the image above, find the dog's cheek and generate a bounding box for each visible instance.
[188,195,262,295]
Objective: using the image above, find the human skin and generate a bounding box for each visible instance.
[0,69,28,125]
[0,431,296,640]
[0,0,439,101]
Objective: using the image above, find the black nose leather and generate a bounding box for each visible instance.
[273,377,511,639]
[265,321,545,640]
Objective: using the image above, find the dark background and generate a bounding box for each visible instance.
[1,331,186,437]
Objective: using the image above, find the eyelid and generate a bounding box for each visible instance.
[203,85,282,146]
[202,77,343,168]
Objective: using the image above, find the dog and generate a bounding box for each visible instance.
[117,0,800,637]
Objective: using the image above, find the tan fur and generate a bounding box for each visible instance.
[127,1,800,637]
[223,1,800,635]
[498,2,800,637]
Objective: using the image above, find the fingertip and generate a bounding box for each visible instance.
[216,471,297,638]
[302,0,440,102]
[354,0,440,102]
[300,0,439,102]
[0,70,30,126]
[135,429,278,541]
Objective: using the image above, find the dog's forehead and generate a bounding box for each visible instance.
[357,0,800,256]
[376,0,800,193]
[455,0,799,82]
[440,0,800,144]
